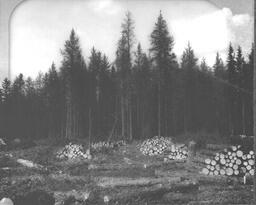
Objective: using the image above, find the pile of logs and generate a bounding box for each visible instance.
[91,140,126,153]
[167,145,188,160]
[56,143,91,160]
[140,136,173,156]
[202,145,254,176]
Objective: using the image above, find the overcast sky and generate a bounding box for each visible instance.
[10,0,253,78]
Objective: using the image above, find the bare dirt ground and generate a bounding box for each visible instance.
[0,140,254,205]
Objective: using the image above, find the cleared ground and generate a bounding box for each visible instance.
[0,139,254,205]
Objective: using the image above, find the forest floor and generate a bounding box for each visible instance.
[0,139,254,205]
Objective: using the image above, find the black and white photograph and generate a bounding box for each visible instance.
[0,0,255,204]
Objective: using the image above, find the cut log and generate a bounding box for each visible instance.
[248,159,254,166]
[205,158,211,164]
[226,168,233,176]
[236,159,242,165]
[220,169,226,175]
[202,168,209,175]
[220,158,226,165]
[233,164,238,170]
[231,146,237,152]
[246,165,252,170]
[215,164,220,171]
[237,150,243,157]
[210,160,216,166]
[249,169,254,175]
[16,159,44,169]
[96,176,181,188]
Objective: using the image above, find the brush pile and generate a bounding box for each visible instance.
[56,143,91,160]
[91,140,126,153]
[202,145,255,176]
[140,136,173,156]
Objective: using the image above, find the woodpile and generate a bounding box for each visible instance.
[139,136,188,160]
[202,145,255,176]
[140,136,173,156]
[167,145,188,160]
[56,143,91,160]
[91,140,126,153]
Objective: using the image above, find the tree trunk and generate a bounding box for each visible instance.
[253,1,256,201]
[121,82,125,137]
[242,98,246,134]
[129,94,133,141]
[158,82,161,137]
[88,108,92,152]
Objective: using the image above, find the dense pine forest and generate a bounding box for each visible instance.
[0,12,254,141]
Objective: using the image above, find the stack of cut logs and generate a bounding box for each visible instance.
[56,143,91,160]
[202,145,255,176]
[167,145,188,160]
[140,136,173,156]
[140,136,188,160]
[91,140,126,152]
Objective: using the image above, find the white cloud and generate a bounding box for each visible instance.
[172,8,253,65]
[88,0,121,15]
[10,1,253,78]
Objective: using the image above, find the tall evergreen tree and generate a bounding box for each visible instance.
[200,58,210,73]
[213,52,226,79]
[116,11,135,140]
[1,78,11,102]
[181,43,198,132]
[60,29,86,139]
[226,43,237,134]
[235,46,246,134]
[150,10,176,137]
[134,43,152,138]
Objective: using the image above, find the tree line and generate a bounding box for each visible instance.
[0,11,253,141]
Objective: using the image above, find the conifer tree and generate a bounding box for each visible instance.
[213,52,225,79]
[181,43,198,132]
[226,43,237,134]
[200,58,210,73]
[60,29,86,139]
[150,11,176,137]
[116,11,135,140]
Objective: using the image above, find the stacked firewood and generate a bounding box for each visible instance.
[202,145,254,176]
[91,140,126,153]
[140,136,173,156]
[56,143,91,160]
[167,145,188,160]
[139,136,188,160]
